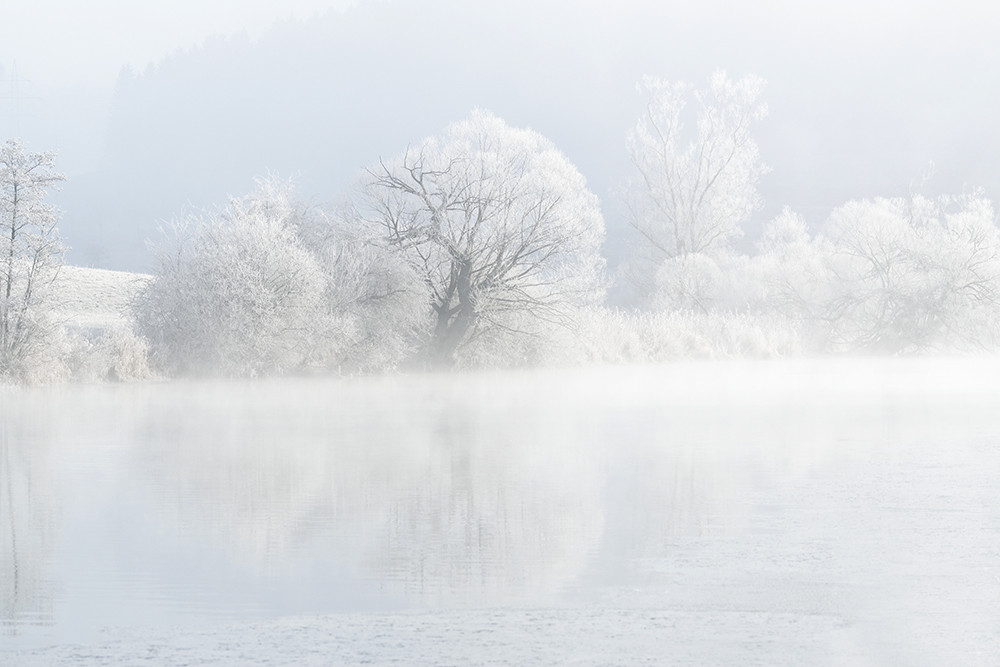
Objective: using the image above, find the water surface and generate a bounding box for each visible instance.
[3,359,1000,664]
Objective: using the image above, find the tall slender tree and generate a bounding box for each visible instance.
[0,140,65,380]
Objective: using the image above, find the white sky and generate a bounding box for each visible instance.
[1,0,358,86]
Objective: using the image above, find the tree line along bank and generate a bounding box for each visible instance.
[3,72,999,383]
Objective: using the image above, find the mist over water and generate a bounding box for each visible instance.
[4,360,1000,663]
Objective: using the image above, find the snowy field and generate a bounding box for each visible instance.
[2,359,1000,666]
[50,265,150,331]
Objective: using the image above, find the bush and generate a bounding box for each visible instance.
[65,326,151,383]
[134,178,424,377]
[136,205,325,377]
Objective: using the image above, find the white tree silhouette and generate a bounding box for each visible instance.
[623,71,768,304]
[361,110,606,366]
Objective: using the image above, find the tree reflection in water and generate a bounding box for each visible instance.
[0,405,55,634]
[131,375,608,604]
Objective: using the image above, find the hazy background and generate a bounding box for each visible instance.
[3,0,999,272]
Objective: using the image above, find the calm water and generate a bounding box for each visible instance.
[3,359,1000,660]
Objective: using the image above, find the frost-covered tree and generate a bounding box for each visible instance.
[622,71,768,304]
[136,191,325,377]
[820,193,1000,353]
[360,110,606,367]
[292,198,427,373]
[135,178,424,377]
[653,252,724,313]
[753,194,1000,354]
[0,140,66,381]
[755,208,831,313]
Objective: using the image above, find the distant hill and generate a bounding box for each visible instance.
[51,265,151,332]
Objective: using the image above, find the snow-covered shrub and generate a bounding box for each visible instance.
[654,253,723,312]
[652,250,766,315]
[134,178,423,377]
[750,207,837,350]
[136,202,325,377]
[65,326,152,383]
[0,320,70,385]
[298,209,427,373]
[821,193,1000,353]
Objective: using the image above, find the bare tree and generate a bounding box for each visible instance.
[622,71,768,304]
[360,110,606,367]
[0,140,66,381]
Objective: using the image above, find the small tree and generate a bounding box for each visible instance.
[0,140,66,381]
[360,110,606,367]
[622,71,768,304]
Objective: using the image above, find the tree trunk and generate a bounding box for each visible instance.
[429,258,476,367]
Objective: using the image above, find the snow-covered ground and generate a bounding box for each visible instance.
[50,265,150,331]
[3,359,1000,665]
